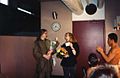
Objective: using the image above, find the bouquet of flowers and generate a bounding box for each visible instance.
[50,40,57,50]
[56,47,69,59]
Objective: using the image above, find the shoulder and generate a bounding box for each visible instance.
[115,48,120,54]
[34,40,39,44]
[87,67,96,77]
[45,39,50,42]
[61,43,66,47]
[87,66,99,77]
[72,42,78,45]
[117,48,120,50]
[112,48,120,53]
[73,42,79,47]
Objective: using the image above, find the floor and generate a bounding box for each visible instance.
[51,75,64,78]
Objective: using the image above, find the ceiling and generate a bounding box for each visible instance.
[41,0,105,15]
[8,0,40,15]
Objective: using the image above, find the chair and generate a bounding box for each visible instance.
[82,67,87,78]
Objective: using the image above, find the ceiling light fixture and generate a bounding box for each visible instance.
[17,7,33,15]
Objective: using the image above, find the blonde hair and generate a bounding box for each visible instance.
[65,32,77,42]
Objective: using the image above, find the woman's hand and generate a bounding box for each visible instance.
[64,54,69,58]
[43,50,53,60]
[47,50,53,56]
[43,54,51,60]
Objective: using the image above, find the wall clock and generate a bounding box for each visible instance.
[51,22,61,32]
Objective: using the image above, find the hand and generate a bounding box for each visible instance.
[55,37,58,41]
[55,41,59,48]
[47,50,53,56]
[64,54,69,58]
[96,46,104,53]
[43,54,51,60]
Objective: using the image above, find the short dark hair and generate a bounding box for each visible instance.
[89,66,118,78]
[88,53,99,67]
[108,33,118,43]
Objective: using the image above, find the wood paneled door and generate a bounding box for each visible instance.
[73,20,105,78]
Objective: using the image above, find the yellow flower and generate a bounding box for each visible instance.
[56,47,69,59]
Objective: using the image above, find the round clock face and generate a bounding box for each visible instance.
[51,22,61,32]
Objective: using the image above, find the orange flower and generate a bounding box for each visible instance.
[56,47,69,59]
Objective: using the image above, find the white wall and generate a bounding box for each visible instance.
[41,1,72,76]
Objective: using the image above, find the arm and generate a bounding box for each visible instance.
[33,40,53,61]
[33,41,42,61]
[71,48,76,55]
[70,43,80,56]
[74,43,80,56]
[43,50,53,60]
[87,67,97,78]
[70,43,76,55]
[87,68,92,78]
[55,41,60,48]
[96,46,115,63]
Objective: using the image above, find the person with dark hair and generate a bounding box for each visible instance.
[88,53,99,67]
[33,29,59,78]
[89,65,119,78]
[96,33,120,65]
[60,32,80,78]
[87,53,100,78]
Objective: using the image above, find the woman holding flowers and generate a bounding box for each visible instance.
[33,29,59,78]
[60,32,80,78]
